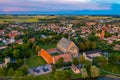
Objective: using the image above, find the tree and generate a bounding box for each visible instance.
[16,59,24,67]
[7,68,14,76]
[20,65,28,76]
[24,51,31,58]
[79,55,85,64]
[79,43,85,51]
[90,42,96,50]
[40,38,46,45]
[56,57,64,68]
[84,41,90,50]
[90,66,100,78]
[52,65,56,74]
[88,35,100,41]
[14,70,23,76]
[64,70,71,79]
[108,53,120,65]
[84,60,91,69]
[81,67,88,78]
[54,70,71,80]
[3,48,12,57]
[54,70,65,80]
[27,40,33,48]
[73,57,79,65]
[93,56,108,67]
[35,45,41,52]
[0,67,7,76]
[12,49,20,58]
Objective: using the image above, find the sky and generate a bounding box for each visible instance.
[0,0,120,15]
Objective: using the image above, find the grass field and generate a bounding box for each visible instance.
[26,56,46,68]
[0,15,57,23]
[0,18,38,23]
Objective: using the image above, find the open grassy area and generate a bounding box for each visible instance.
[0,18,38,23]
[0,15,58,23]
[39,44,56,50]
[26,56,46,68]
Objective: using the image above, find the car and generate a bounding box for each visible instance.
[35,69,40,73]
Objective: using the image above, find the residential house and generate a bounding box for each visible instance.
[71,64,81,74]
[83,50,102,61]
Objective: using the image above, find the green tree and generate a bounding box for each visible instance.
[56,57,64,68]
[88,35,100,41]
[7,68,14,76]
[20,65,28,76]
[14,70,23,76]
[79,43,85,51]
[79,55,85,64]
[93,56,108,67]
[84,41,90,50]
[12,49,20,58]
[27,40,33,48]
[73,57,79,65]
[16,59,24,67]
[54,70,65,80]
[90,66,100,78]
[52,65,56,74]
[0,67,7,76]
[90,42,96,50]
[108,53,120,65]
[81,67,88,78]
[54,70,71,80]
[35,45,41,52]
[3,48,12,57]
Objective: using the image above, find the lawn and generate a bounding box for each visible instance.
[26,56,46,68]
[39,44,56,50]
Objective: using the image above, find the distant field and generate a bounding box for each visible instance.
[26,56,46,68]
[0,17,38,23]
[0,15,57,23]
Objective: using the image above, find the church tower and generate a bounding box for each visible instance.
[101,24,106,39]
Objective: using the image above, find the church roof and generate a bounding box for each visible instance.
[38,48,53,64]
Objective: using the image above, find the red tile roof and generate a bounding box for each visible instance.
[53,53,72,64]
[38,48,53,64]
[47,48,57,53]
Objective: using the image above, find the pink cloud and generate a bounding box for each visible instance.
[0,0,111,13]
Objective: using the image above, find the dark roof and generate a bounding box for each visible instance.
[85,50,102,54]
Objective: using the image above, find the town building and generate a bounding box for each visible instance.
[83,50,102,61]
[71,64,81,74]
[57,37,79,57]
[38,49,53,64]
[52,53,73,64]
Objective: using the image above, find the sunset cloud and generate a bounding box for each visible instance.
[0,0,119,14]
